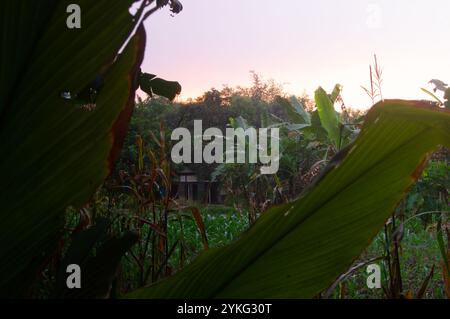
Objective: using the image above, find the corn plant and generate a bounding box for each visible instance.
[361,54,384,105]
[105,123,208,291]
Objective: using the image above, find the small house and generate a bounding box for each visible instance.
[176,168,224,204]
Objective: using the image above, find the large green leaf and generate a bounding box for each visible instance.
[0,1,59,110]
[0,1,146,292]
[127,101,450,298]
[315,87,341,148]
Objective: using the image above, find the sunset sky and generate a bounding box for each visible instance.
[142,0,450,109]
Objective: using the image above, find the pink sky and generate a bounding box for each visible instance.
[142,0,450,109]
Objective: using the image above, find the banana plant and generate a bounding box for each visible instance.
[275,84,359,153]
[212,116,282,224]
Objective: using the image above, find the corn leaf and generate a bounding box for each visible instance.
[315,87,341,148]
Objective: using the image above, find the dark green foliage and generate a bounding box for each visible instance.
[0,0,146,294]
[56,219,138,299]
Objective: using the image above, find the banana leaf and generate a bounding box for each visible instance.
[127,101,450,298]
[315,87,341,149]
[0,1,146,293]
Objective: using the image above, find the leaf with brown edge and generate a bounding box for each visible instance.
[108,25,147,172]
[0,2,147,294]
[127,100,449,299]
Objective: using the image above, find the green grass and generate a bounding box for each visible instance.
[167,206,250,267]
